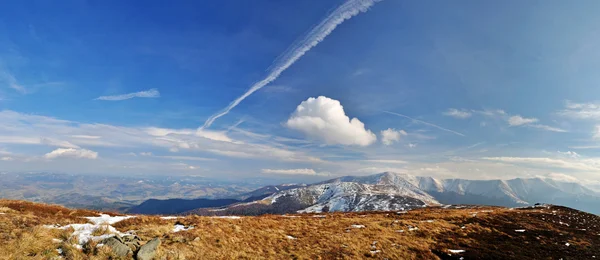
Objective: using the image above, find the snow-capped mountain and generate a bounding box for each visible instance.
[252,172,600,214]
[267,172,440,213]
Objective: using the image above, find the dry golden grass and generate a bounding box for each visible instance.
[0,200,598,259]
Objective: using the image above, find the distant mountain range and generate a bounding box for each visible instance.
[127,184,305,214]
[180,172,600,216]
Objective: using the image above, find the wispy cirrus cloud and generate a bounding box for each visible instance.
[95,88,160,101]
[558,100,600,120]
[383,110,465,137]
[0,69,26,94]
[200,0,382,129]
[508,115,566,132]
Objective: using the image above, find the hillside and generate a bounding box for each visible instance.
[1,199,599,259]
[188,172,600,216]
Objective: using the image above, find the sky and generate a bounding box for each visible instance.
[1,0,600,184]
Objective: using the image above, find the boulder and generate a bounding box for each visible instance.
[103,237,132,257]
[137,237,161,260]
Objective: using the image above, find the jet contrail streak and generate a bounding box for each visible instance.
[200,0,382,130]
[382,110,466,137]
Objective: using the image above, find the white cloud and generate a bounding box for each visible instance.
[362,159,407,164]
[408,143,417,148]
[0,110,325,171]
[508,115,538,126]
[145,127,233,143]
[383,111,465,137]
[0,69,26,94]
[286,96,377,146]
[443,108,472,119]
[481,156,600,172]
[471,109,506,117]
[140,152,153,156]
[380,128,406,145]
[544,173,580,183]
[156,155,214,161]
[70,135,101,139]
[529,124,567,132]
[200,0,382,129]
[0,156,14,161]
[261,168,317,175]
[557,151,580,158]
[595,125,600,139]
[558,101,600,120]
[95,89,160,101]
[44,148,98,160]
[40,137,80,149]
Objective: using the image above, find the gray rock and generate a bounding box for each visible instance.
[137,237,161,260]
[103,237,133,257]
[122,234,141,242]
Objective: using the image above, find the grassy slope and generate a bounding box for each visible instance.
[0,199,599,259]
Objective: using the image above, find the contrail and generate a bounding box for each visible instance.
[200,0,382,130]
[382,110,466,137]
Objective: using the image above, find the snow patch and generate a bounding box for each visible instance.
[44,214,134,245]
[286,235,297,240]
[449,249,465,253]
[173,224,194,232]
[211,216,242,219]
[350,224,365,229]
[515,229,526,232]
[160,216,179,220]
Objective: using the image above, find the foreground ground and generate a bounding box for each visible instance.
[0,199,598,259]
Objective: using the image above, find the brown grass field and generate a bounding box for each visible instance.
[0,199,598,259]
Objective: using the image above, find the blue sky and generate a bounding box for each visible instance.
[1,0,600,184]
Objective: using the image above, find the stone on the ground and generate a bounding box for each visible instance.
[103,237,133,257]
[137,237,161,260]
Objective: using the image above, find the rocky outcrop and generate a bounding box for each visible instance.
[103,237,132,257]
[137,237,161,260]
[102,235,160,260]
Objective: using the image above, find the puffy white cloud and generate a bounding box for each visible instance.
[380,128,407,145]
[44,148,98,160]
[508,115,538,126]
[261,168,317,175]
[443,108,472,119]
[285,96,376,146]
[95,89,160,101]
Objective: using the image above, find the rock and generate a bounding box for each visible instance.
[137,237,161,260]
[103,237,132,257]
[193,237,200,242]
[122,234,140,242]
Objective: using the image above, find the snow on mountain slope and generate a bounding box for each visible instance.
[266,173,440,213]
[213,172,600,215]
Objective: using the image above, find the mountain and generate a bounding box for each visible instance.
[190,172,600,215]
[128,184,304,215]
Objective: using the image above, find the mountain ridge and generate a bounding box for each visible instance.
[188,172,600,215]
